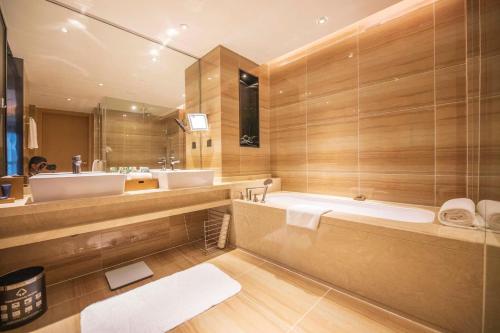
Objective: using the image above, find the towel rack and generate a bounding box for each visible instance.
[202,209,230,254]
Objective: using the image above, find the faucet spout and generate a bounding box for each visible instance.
[72,155,82,174]
[169,156,180,170]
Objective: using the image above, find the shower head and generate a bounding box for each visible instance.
[174,118,188,132]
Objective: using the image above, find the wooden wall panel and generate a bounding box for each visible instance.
[185,46,271,178]
[269,0,474,206]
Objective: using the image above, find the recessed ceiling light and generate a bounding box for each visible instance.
[122,114,127,117]
[166,28,179,37]
[180,24,188,30]
[207,77,212,80]
[131,105,137,110]
[61,27,68,33]
[316,16,329,25]
[348,52,354,58]
[66,97,72,101]
[152,57,157,62]
[242,73,247,79]
[150,49,159,56]
[98,83,104,86]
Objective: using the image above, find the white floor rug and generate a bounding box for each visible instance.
[81,263,241,333]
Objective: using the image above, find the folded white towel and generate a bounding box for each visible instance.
[286,204,332,230]
[477,200,500,231]
[28,117,38,149]
[438,198,476,228]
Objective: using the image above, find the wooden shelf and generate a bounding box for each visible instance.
[0,199,232,250]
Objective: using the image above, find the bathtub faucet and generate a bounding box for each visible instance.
[244,178,273,203]
[354,194,366,201]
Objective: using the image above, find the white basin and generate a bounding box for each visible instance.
[150,169,215,189]
[29,173,127,202]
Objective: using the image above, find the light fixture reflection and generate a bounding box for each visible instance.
[166,28,178,37]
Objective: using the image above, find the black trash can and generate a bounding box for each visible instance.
[0,267,47,331]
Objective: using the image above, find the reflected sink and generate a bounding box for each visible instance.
[29,172,127,202]
[150,169,215,189]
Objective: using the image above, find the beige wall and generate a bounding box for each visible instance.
[184,46,271,178]
[105,109,184,169]
[269,0,475,206]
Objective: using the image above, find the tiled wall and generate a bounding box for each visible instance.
[185,46,271,178]
[105,109,185,169]
[477,0,500,202]
[269,0,474,206]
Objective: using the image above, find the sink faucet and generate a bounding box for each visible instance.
[169,156,180,170]
[157,157,168,170]
[72,155,82,174]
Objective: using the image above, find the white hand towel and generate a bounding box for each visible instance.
[286,204,332,230]
[477,200,500,231]
[28,117,38,149]
[438,198,476,228]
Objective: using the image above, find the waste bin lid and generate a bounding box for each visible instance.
[0,267,44,287]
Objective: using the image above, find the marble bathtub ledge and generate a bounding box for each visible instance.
[234,196,486,251]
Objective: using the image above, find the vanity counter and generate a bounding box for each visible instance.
[0,178,280,250]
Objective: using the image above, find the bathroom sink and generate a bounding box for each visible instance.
[150,169,215,189]
[29,173,127,202]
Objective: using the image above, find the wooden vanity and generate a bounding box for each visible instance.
[0,178,280,284]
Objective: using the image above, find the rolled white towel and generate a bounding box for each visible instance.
[477,200,500,231]
[438,198,476,228]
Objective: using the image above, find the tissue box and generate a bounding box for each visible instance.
[125,178,159,191]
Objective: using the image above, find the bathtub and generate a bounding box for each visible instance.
[264,192,435,223]
[232,192,483,332]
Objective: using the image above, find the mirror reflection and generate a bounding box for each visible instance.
[0,0,200,176]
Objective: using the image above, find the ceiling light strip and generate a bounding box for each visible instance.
[44,0,199,60]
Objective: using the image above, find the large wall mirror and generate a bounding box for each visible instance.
[0,0,201,176]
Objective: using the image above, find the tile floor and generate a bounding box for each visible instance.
[10,242,441,333]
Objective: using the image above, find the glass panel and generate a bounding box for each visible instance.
[477,0,500,330]
[5,51,23,175]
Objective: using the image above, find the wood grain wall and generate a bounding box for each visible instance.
[269,0,478,206]
[184,46,271,178]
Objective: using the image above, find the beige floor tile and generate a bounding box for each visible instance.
[208,249,265,278]
[8,246,439,333]
[237,261,329,327]
[291,289,438,333]
[173,293,288,333]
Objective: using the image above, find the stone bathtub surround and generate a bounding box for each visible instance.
[233,195,485,333]
[0,178,280,284]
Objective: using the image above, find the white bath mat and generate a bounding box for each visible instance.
[81,263,241,333]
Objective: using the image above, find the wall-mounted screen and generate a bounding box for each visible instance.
[187,113,209,131]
